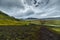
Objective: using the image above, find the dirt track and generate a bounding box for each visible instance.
[38,26,60,40]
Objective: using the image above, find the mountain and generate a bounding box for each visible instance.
[26,17,39,20]
[25,17,60,20]
[0,11,15,20]
[40,17,60,20]
[0,11,21,25]
[0,11,21,20]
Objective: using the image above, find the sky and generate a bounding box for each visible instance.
[0,0,60,19]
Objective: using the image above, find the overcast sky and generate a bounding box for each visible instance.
[0,0,60,19]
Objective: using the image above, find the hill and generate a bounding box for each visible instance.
[0,11,17,20]
[0,11,23,25]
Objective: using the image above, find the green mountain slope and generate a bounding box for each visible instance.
[0,11,21,25]
[0,11,16,20]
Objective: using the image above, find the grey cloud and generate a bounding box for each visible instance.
[0,0,25,16]
[0,0,60,19]
[15,10,34,17]
[0,0,24,8]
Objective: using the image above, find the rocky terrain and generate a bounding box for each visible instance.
[38,26,60,40]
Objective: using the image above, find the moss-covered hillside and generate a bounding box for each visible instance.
[0,11,22,25]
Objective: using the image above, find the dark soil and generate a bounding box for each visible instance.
[38,26,60,40]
